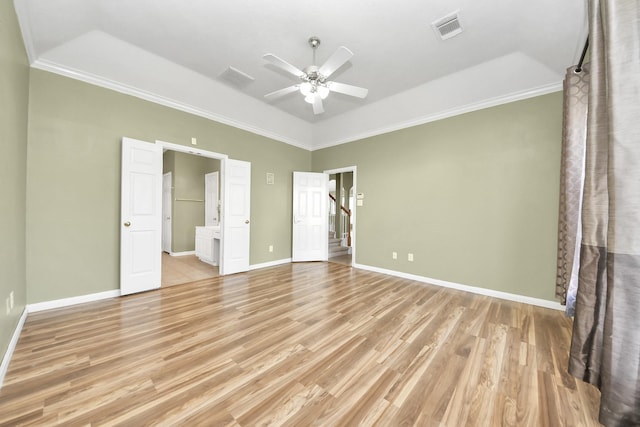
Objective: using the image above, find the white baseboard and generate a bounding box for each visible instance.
[353,263,564,311]
[249,258,292,271]
[27,290,121,313]
[169,251,196,257]
[0,308,28,388]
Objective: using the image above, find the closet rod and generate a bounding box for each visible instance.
[174,198,204,202]
[576,37,589,73]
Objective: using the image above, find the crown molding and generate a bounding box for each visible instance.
[310,82,563,151]
[30,58,561,153]
[30,59,315,151]
[13,0,37,64]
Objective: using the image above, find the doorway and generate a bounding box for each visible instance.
[324,166,357,267]
[121,138,251,295]
[160,143,224,286]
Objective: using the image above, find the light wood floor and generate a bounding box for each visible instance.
[162,252,218,287]
[328,253,352,266]
[0,262,602,426]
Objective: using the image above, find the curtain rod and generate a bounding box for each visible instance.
[575,37,589,73]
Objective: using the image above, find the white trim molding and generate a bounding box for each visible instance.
[0,308,28,388]
[168,251,196,257]
[155,140,228,159]
[311,82,563,151]
[249,258,292,271]
[353,263,564,311]
[29,59,314,151]
[27,290,121,313]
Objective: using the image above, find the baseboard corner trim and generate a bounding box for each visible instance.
[249,258,292,271]
[0,308,29,389]
[27,290,121,313]
[168,251,196,257]
[353,263,564,311]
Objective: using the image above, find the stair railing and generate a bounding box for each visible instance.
[329,195,336,235]
[329,194,351,246]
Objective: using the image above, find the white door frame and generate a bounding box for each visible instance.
[324,166,357,265]
[155,140,230,273]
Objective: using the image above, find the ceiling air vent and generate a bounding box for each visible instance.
[218,66,255,88]
[432,12,463,40]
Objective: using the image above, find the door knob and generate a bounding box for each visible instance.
[124,221,131,227]
[245,220,250,224]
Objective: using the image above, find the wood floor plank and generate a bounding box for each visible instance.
[0,262,603,426]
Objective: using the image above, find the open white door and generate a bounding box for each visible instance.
[205,172,219,226]
[120,137,162,295]
[292,172,328,262]
[221,159,251,275]
[162,172,172,253]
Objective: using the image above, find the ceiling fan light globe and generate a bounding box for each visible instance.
[304,94,317,104]
[299,82,313,96]
[317,85,330,99]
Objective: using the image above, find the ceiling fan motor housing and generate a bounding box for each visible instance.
[303,66,323,82]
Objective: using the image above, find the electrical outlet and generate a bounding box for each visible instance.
[269,245,273,253]
[408,253,414,262]
[9,291,14,310]
[191,137,197,145]
[392,252,397,260]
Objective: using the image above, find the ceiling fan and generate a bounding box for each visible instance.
[263,37,369,115]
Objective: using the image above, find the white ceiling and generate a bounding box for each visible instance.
[14,0,587,150]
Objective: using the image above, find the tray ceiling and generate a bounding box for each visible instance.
[14,0,587,149]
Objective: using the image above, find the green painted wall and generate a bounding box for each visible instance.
[26,69,310,304]
[172,152,220,253]
[313,93,562,301]
[0,0,29,363]
[19,43,562,305]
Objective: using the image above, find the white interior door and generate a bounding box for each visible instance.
[292,171,328,262]
[162,172,172,253]
[120,137,162,295]
[221,159,251,275]
[205,172,219,226]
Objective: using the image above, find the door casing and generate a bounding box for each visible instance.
[121,139,252,295]
[324,166,357,265]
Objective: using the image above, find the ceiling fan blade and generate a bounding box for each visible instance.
[318,46,353,78]
[264,85,299,100]
[327,81,369,98]
[263,54,306,78]
[312,96,324,115]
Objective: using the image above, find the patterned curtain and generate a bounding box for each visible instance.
[568,0,640,425]
[555,65,588,316]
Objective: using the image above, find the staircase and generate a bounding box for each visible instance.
[328,193,352,259]
[329,233,350,258]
